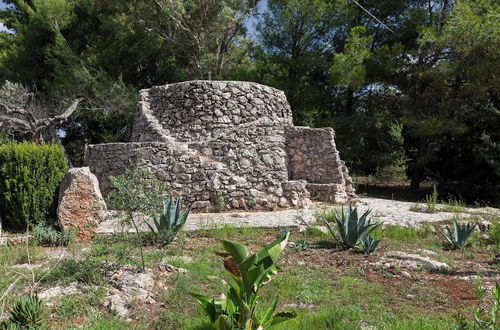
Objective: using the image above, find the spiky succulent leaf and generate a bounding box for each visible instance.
[150,197,190,244]
[322,218,340,242]
[443,220,477,249]
[361,235,380,254]
[443,225,455,246]
[9,295,45,328]
[328,205,379,248]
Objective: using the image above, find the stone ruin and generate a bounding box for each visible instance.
[84,80,355,211]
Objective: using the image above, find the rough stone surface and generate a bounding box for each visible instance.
[105,266,156,317]
[98,197,500,234]
[85,80,354,210]
[378,251,451,272]
[57,167,107,241]
[38,282,80,300]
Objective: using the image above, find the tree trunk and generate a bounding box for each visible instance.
[410,138,427,190]
[345,88,354,115]
[410,166,423,190]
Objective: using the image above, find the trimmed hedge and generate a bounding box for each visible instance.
[0,142,68,230]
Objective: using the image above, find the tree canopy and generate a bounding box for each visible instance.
[1,0,498,204]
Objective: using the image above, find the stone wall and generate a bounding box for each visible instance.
[131,80,292,142]
[84,142,310,210]
[85,80,354,210]
[285,127,345,184]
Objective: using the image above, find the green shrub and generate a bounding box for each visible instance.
[107,162,166,270]
[0,129,10,145]
[443,220,477,250]
[292,238,311,251]
[0,142,68,230]
[361,235,380,255]
[321,205,381,249]
[33,222,75,247]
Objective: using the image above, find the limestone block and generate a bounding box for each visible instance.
[57,167,107,242]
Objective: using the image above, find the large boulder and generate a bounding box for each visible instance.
[57,167,107,241]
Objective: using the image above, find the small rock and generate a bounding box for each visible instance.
[170,256,193,263]
[385,251,451,272]
[158,262,189,274]
[400,271,412,278]
[38,282,80,300]
[477,220,491,232]
[418,249,436,255]
[106,294,129,317]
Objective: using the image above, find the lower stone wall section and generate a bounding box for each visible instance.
[285,126,347,184]
[84,142,310,211]
[306,183,348,204]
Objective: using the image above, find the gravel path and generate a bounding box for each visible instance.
[97,197,499,234]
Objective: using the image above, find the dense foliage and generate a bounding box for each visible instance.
[1,0,498,204]
[0,141,68,229]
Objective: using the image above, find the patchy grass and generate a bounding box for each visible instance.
[1,218,499,329]
[0,244,45,266]
[38,259,107,286]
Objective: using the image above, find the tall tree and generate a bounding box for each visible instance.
[255,0,338,123]
[135,0,259,80]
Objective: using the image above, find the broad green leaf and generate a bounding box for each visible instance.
[259,295,279,327]
[270,312,298,325]
[213,315,233,330]
[222,240,249,264]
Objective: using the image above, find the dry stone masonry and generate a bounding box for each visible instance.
[84,81,354,210]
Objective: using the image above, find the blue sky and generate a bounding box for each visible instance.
[0,1,8,32]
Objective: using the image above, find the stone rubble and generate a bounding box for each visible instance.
[105,266,156,317]
[38,282,80,300]
[376,251,451,272]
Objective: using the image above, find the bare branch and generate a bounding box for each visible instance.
[0,98,84,141]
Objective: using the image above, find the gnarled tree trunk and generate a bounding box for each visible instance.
[0,98,83,142]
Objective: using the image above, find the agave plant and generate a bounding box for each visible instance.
[190,231,297,329]
[322,204,380,249]
[9,295,46,328]
[147,196,190,246]
[361,235,380,255]
[443,220,477,249]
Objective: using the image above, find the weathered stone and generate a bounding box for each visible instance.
[57,167,107,242]
[381,251,451,272]
[105,266,156,317]
[230,198,247,209]
[38,282,80,300]
[84,80,354,211]
[191,200,211,210]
